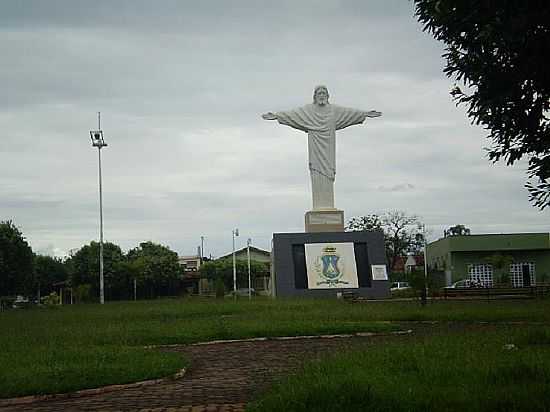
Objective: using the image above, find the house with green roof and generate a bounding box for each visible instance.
[427,233,550,287]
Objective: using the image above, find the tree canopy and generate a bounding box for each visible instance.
[126,241,182,298]
[200,258,269,292]
[68,241,124,301]
[444,224,471,237]
[0,221,34,296]
[414,0,550,208]
[347,211,424,272]
[34,254,68,297]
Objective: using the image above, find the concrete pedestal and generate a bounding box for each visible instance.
[305,209,345,233]
[271,231,389,299]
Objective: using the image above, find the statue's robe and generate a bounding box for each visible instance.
[276,104,368,210]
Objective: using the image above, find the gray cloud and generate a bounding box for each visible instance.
[1,0,548,258]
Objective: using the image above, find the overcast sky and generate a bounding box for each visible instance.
[1,0,548,258]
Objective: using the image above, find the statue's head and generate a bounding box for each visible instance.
[313,85,329,106]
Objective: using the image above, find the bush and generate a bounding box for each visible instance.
[215,277,225,299]
[42,292,60,306]
[0,296,16,311]
[73,284,92,303]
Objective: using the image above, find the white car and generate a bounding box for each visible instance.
[12,295,30,309]
[444,279,483,289]
[390,282,410,291]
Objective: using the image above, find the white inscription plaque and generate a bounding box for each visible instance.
[371,265,388,281]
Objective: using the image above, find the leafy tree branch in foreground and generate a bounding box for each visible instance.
[414,0,550,209]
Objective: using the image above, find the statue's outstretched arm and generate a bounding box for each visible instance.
[365,110,382,118]
[261,112,278,120]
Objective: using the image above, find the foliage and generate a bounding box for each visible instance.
[0,220,34,296]
[34,254,68,298]
[67,241,183,301]
[347,211,424,272]
[126,241,182,298]
[67,241,124,302]
[0,298,397,398]
[414,1,550,209]
[72,284,92,303]
[215,277,225,299]
[249,327,550,412]
[406,269,445,300]
[3,299,550,398]
[199,258,269,292]
[42,291,60,306]
[485,253,514,285]
[444,224,471,237]
[110,260,141,300]
[407,269,427,297]
[346,214,383,232]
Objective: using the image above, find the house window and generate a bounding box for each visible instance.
[468,264,493,287]
[509,263,535,287]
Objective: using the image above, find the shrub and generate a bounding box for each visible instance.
[42,292,60,306]
[215,277,225,299]
[73,284,92,303]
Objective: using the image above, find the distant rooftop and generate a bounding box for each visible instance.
[217,245,271,260]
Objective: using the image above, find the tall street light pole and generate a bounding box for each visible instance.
[422,224,429,306]
[90,112,107,304]
[200,236,204,263]
[247,238,252,300]
[232,228,239,295]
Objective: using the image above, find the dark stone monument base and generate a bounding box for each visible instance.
[271,231,389,299]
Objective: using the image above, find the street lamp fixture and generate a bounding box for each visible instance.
[90,130,107,148]
[90,112,107,304]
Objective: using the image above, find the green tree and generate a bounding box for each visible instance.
[126,241,182,298]
[414,1,550,209]
[347,211,424,272]
[0,221,34,296]
[346,214,383,232]
[34,254,68,299]
[111,259,142,300]
[67,241,124,302]
[485,253,514,285]
[72,284,92,303]
[444,224,471,237]
[200,258,269,292]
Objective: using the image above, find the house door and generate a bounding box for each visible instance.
[522,265,531,287]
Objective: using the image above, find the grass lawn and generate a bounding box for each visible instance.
[247,326,550,411]
[2,297,550,400]
[0,297,394,399]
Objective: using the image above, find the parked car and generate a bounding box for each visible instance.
[390,282,410,291]
[228,288,256,297]
[12,295,30,309]
[444,279,483,289]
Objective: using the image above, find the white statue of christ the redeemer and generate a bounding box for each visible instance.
[262,85,382,211]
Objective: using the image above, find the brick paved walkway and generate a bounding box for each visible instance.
[1,334,399,412]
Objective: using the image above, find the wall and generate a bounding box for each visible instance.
[450,249,550,283]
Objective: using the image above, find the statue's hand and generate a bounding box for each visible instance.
[261,112,278,120]
[365,110,382,118]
